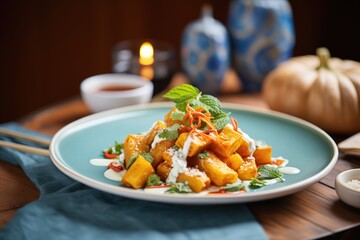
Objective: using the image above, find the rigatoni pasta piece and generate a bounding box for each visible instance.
[236,138,253,158]
[198,151,238,186]
[150,140,175,168]
[156,150,174,181]
[211,125,242,158]
[237,157,258,180]
[144,121,167,146]
[123,134,149,168]
[122,155,155,189]
[253,146,272,166]
[225,153,244,171]
[164,107,183,126]
[175,132,213,157]
[177,169,210,193]
[157,160,172,181]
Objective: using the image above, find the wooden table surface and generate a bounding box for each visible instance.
[1,94,359,240]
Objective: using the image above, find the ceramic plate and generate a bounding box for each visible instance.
[49,102,338,204]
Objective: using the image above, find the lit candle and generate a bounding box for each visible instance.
[112,39,175,96]
[139,42,154,80]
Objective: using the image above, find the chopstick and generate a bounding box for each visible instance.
[0,127,51,146]
[0,140,49,156]
[0,127,50,156]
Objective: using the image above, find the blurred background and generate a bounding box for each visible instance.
[1,0,359,123]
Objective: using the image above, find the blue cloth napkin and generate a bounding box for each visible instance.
[0,123,268,240]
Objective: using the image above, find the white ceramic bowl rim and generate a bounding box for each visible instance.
[81,73,153,98]
[336,168,360,193]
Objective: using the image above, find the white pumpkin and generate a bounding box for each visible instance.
[262,48,360,133]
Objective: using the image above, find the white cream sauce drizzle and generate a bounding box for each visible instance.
[272,157,289,167]
[242,178,280,189]
[151,134,165,149]
[104,168,126,181]
[90,158,126,181]
[269,157,300,175]
[237,126,256,156]
[90,158,118,166]
[263,179,279,185]
[143,186,169,194]
[279,167,300,175]
[166,135,192,184]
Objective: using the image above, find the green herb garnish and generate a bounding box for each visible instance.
[163,84,229,130]
[170,111,185,121]
[126,153,139,169]
[165,182,192,193]
[158,124,180,141]
[104,141,123,155]
[146,174,163,187]
[163,84,200,108]
[224,181,244,192]
[198,151,209,159]
[126,152,153,169]
[258,165,285,182]
[172,145,180,151]
[249,178,267,189]
[193,94,228,119]
[212,115,230,130]
[141,152,154,164]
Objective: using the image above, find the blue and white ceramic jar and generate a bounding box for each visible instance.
[228,0,295,92]
[181,5,230,95]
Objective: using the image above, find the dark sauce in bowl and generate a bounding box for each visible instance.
[95,85,137,93]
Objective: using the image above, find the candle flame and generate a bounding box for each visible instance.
[139,42,154,65]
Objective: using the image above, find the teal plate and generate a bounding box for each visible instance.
[50,102,338,204]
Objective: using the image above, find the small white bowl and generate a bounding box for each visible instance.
[81,73,153,112]
[335,168,360,208]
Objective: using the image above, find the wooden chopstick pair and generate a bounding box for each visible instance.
[0,128,50,156]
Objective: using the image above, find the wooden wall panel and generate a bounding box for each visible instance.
[0,0,359,123]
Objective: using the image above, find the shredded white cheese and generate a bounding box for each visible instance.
[346,179,360,191]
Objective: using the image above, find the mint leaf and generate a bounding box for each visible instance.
[175,101,189,112]
[146,174,163,186]
[189,95,229,130]
[249,178,266,189]
[224,181,244,192]
[158,124,180,140]
[258,165,285,182]
[212,115,230,130]
[163,84,229,129]
[199,95,224,116]
[165,182,192,193]
[163,84,200,104]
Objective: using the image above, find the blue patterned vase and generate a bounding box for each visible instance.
[228,0,295,92]
[181,5,230,95]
